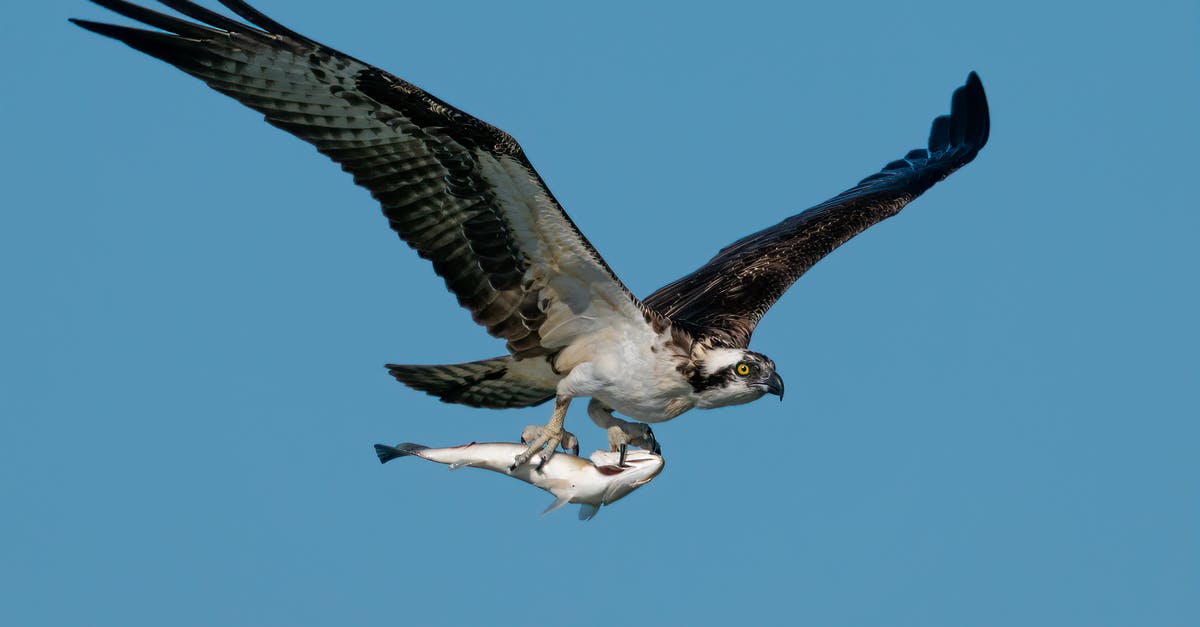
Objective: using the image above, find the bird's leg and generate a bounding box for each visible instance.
[586,399,660,462]
[520,425,579,456]
[511,396,571,471]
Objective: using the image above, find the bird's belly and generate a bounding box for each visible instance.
[600,393,691,423]
[558,325,694,422]
[589,360,694,423]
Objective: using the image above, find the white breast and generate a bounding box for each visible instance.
[556,324,694,422]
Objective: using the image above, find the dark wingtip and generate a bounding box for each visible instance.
[923,71,990,160]
[67,15,212,69]
[955,71,990,151]
[75,0,219,38]
[928,115,952,152]
[853,71,991,191]
[69,17,164,46]
[68,17,113,34]
[157,0,261,35]
[217,0,317,46]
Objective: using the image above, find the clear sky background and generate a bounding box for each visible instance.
[3,1,1197,625]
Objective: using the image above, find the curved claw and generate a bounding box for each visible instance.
[560,430,580,457]
[644,426,662,456]
[619,427,661,461]
[514,424,564,471]
[523,425,579,457]
[607,421,659,455]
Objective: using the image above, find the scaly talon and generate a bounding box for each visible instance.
[606,421,657,454]
[514,397,571,469]
[588,400,659,455]
[521,425,578,457]
[523,432,560,471]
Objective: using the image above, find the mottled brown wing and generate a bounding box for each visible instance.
[385,356,558,409]
[73,0,653,358]
[643,73,990,348]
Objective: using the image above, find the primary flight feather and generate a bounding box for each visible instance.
[73,0,990,468]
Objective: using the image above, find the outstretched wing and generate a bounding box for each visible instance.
[643,73,990,348]
[73,0,654,359]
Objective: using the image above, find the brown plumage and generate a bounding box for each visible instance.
[643,73,990,348]
[72,1,989,428]
[385,358,554,409]
[71,0,659,362]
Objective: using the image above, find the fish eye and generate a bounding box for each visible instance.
[735,362,751,376]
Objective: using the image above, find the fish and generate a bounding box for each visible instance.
[373,441,665,520]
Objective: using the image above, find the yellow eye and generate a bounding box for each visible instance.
[736,363,751,376]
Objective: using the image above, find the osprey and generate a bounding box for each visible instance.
[74,0,990,468]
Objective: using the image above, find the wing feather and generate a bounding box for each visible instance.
[643,73,990,347]
[73,0,656,358]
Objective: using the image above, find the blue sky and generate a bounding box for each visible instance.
[3,1,1197,625]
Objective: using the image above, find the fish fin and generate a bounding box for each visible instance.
[373,443,428,464]
[542,495,572,516]
[578,504,600,521]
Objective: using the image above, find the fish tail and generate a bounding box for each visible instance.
[373,443,428,464]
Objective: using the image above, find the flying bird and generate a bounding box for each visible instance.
[73,0,990,469]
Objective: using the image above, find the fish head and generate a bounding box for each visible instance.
[590,450,665,505]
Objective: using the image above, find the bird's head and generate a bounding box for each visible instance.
[690,348,784,409]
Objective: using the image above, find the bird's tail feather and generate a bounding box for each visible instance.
[386,356,554,409]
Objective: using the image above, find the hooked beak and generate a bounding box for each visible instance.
[764,372,785,400]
